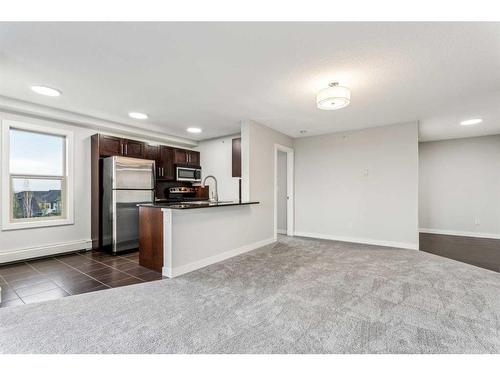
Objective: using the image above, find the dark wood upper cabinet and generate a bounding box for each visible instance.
[144,144,159,161]
[173,148,188,165]
[174,148,200,167]
[144,144,160,178]
[98,135,123,156]
[97,134,145,158]
[232,137,241,177]
[123,139,145,158]
[158,146,175,180]
[188,150,200,166]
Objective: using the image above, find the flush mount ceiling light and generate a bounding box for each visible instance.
[31,85,61,97]
[186,127,202,134]
[460,118,483,126]
[317,82,351,110]
[128,112,148,120]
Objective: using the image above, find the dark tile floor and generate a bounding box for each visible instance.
[0,250,165,308]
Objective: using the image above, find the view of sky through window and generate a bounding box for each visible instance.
[9,128,66,219]
[9,128,64,177]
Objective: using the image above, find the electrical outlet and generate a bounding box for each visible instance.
[363,169,369,177]
[474,217,481,226]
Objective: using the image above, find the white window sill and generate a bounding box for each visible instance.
[1,218,74,231]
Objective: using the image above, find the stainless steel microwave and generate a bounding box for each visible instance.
[176,166,202,182]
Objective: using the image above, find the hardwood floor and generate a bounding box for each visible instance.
[420,233,500,272]
[0,250,164,308]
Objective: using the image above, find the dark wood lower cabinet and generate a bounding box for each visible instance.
[138,207,164,273]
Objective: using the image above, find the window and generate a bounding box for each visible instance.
[2,119,74,230]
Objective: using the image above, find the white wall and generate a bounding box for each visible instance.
[0,112,93,262]
[294,122,419,249]
[241,120,293,241]
[277,151,287,233]
[164,205,274,277]
[196,134,240,201]
[419,135,500,238]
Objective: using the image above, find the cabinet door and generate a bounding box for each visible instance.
[144,145,160,177]
[159,146,175,180]
[99,135,123,156]
[144,144,158,160]
[188,151,200,166]
[173,148,188,165]
[123,139,145,158]
[232,138,241,177]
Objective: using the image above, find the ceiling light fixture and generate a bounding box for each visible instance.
[128,112,148,120]
[460,118,483,126]
[31,85,61,97]
[317,82,351,110]
[186,127,202,134]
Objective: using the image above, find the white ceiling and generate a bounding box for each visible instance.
[1,22,500,141]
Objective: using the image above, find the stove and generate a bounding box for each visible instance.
[156,186,209,203]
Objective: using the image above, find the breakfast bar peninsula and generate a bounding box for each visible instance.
[137,201,260,277]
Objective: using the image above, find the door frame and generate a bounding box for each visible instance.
[274,144,294,240]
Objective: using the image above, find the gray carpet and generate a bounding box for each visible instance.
[1,236,500,353]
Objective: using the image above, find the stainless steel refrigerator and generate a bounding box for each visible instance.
[102,156,155,253]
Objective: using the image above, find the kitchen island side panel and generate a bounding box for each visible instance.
[162,204,273,277]
[138,206,164,272]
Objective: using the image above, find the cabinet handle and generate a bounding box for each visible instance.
[161,167,164,177]
[125,144,128,155]
[121,143,124,154]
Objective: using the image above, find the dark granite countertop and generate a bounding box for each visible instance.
[138,201,259,210]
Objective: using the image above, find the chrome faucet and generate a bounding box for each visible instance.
[202,175,218,202]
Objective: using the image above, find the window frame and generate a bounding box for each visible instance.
[1,119,74,230]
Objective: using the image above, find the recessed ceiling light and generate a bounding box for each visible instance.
[186,127,202,134]
[317,82,351,110]
[128,112,148,120]
[460,118,483,126]
[31,85,61,97]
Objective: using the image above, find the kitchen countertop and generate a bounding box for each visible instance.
[138,201,259,210]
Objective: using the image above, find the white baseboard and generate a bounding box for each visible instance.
[163,237,276,278]
[0,239,92,264]
[277,229,287,235]
[419,228,500,240]
[294,231,418,250]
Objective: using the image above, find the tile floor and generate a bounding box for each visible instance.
[0,250,164,308]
